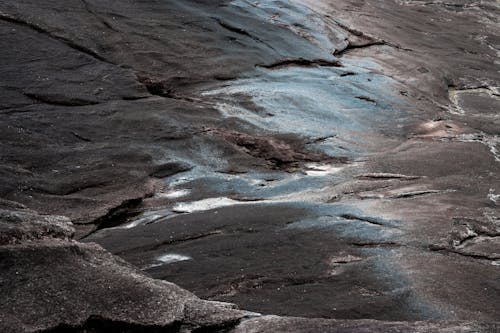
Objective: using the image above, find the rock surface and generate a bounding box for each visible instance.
[1,213,497,332]
[0,210,253,333]
[1,0,499,332]
[230,316,500,333]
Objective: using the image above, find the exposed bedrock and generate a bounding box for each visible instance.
[1,212,497,332]
[0,209,254,333]
[1,0,499,332]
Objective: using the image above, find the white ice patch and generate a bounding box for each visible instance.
[304,163,344,176]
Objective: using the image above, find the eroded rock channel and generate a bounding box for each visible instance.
[1,0,499,332]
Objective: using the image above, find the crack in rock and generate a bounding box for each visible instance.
[80,0,119,33]
[0,12,111,64]
[115,230,224,256]
[340,214,399,228]
[387,189,451,199]
[305,135,338,144]
[214,18,277,52]
[351,241,403,248]
[358,189,452,199]
[356,173,421,180]
[23,92,99,107]
[71,131,93,143]
[257,58,342,70]
[355,95,377,103]
[334,40,387,56]
[430,215,500,261]
[82,197,146,237]
[328,17,412,56]
[430,246,500,261]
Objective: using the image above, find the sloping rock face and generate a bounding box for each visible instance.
[1,213,496,332]
[0,210,254,333]
[1,0,499,332]
[0,0,338,235]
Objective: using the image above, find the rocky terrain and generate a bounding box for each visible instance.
[1,0,499,332]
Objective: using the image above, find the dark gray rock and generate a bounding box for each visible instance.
[0,236,253,333]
